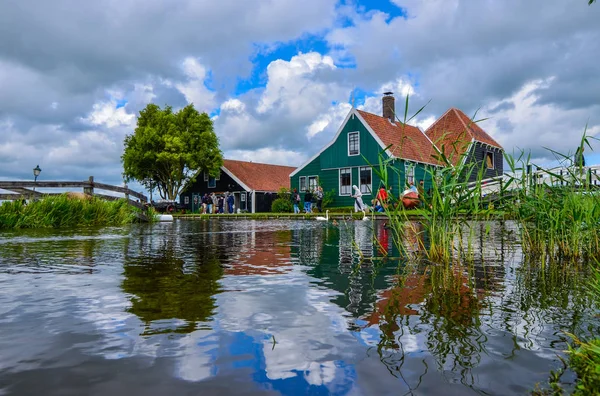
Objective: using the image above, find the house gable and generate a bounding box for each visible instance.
[425,108,502,166]
[290,108,391,178]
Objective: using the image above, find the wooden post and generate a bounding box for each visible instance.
[124,184,129,202]
[84,176,94,196]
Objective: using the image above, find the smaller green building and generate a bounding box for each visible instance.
[290,92,503,208]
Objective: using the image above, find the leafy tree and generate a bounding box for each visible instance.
[590,0,596,4]
[122,104,223,200]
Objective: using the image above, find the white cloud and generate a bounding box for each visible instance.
[175,57,217,113]
[83,101,135,128]
[257,52,338,114]
[307,102,352,139]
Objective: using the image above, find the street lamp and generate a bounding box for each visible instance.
[33,165,41,193]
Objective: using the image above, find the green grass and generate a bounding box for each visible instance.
[0,194,150,229]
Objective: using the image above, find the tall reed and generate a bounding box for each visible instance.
[370,99,501,263]
[504,132,600,262]
[0,194,148,229]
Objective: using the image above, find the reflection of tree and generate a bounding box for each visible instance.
[121,229,223,335]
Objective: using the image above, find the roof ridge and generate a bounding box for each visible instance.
[450,108,476,141]
[224,159,296,168]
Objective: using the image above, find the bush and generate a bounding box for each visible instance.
[271,198,293,213]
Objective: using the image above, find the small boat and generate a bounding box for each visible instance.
[155,214,174,222]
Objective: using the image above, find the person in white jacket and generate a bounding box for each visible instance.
[352,185,365,212]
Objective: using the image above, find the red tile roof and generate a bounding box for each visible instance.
[356,110,443,165]
[425,108,502,166]
[223,159,296,192]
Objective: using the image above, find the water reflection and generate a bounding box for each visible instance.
[0,220,598,395]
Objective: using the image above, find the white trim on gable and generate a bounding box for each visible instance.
[290,109,357,177]
[220,166,252,192]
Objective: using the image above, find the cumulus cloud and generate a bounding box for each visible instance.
[214,52,351,159]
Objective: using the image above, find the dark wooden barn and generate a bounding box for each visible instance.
[180,159,296,213]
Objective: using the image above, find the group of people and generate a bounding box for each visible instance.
[196,192,235,214]
[291,186,324,214]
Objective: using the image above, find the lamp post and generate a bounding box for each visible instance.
[33,165,41,194]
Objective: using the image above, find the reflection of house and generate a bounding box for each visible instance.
[290,93,504,207]
[224,231,293,276]
[180,159,296,213]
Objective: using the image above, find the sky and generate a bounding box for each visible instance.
[1,0,599,188]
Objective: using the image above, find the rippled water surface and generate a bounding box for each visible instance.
[0,220,598,395]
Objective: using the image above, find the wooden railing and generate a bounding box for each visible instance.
[0,176,148,210]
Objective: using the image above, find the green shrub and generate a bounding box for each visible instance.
[271,198,293,213]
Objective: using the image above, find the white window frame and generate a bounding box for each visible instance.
[299,176,307,192]
[308,176,318,191]
[339,168,352,196]
[204,172,209,182]
[359,166,372,195]
[216,171,220,181]
[184,196,190,204]
[348,131,360,156]
[486,151,495,170]
[405,162,415,185]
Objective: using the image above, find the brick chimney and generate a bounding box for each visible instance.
[382,91,395,122]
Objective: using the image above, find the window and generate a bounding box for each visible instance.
[348,132,359,156]
[359,166,372,194]
[184,196,190,204]
[204,172,209,182]
[339,168,351,195]
[486,151,495,169]
[308,176,318,191]
[216,171,220,181]
[405,163,415,185]
[208,177,216,188]
[299,176,307,192]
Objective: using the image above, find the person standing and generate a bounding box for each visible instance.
[211,193,218,214]
[316,186,324,212]
[352,185,365,212]
[218,194,224,214]
[227,193,234,214]
[206,193,213,214]
[292,188,301,214]
[304,189,313,213]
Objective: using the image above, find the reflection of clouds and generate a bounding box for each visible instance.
[174,330,216,382]
[216,267,357,385]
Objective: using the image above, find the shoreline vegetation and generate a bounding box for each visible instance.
[367,100,600,394]
[0,194,152,229]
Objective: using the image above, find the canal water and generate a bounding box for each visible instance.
[0,220,598,395]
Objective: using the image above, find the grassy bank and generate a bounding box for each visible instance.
[0,194,149,229]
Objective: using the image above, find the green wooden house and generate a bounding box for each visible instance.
[290,92,503,208]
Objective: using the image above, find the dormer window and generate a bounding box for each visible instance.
[348,132,359,156]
